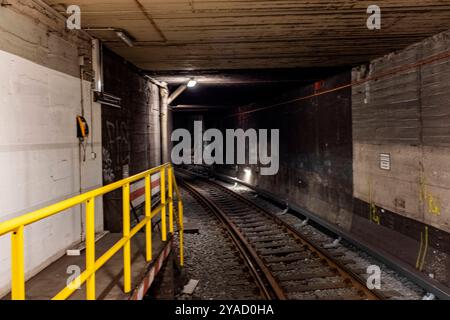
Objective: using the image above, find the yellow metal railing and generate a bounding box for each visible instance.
[0,163,184,300]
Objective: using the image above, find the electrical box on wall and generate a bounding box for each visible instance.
[76,116,89,140]
[94,91,122,109]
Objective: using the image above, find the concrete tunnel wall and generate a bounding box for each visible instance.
[101,48,165,232]
[179,30,450,288]
[0,1,103,296]
[351,29,450,286]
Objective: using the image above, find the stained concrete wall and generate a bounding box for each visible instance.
[101,48,162,232]
[0,2,102,296]
[353,30,450,232]
[174,75,352,231]
[352,29,450,285]
[211,73,354,230]
[0,0,91,78]
[181,28,450,286]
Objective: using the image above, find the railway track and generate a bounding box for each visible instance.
[179,174,383,300]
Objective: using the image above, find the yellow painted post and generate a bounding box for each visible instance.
[123,183,131,293]
[178,201,184,266]
[85,197,96,300]
[168,166,174,234]
[160,167,167,241]
[11,225,25,300]
[145,174,152,262]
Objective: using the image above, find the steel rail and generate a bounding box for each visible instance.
[179,171,382,300]
[180,180,286,300]
[208,180,382,300]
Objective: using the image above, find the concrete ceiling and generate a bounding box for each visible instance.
[47,0,450,72]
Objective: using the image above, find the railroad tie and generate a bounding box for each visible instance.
[246,230,284,237]
[270,260,325,271]
[284,281,350,293]
[278,270,337,281]
[264,252,311,263]
[253,241,297,249]
[258,247,306,256]
[249,235,287,243]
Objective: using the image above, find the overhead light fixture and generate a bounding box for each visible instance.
[115,30,134,47]
[83,27,135,47]
[243,167,252,182]
[187,79,197,88]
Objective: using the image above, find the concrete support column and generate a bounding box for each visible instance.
[160,86,170,164]
[148,82,161,167]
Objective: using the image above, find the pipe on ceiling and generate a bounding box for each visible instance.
[167,84,188,105]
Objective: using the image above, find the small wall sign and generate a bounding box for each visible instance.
[379,153,391,170]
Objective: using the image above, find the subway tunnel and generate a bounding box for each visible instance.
[1,0,450,308]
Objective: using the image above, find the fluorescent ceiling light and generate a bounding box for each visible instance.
[187,79,197,88]
[115,31,134,47]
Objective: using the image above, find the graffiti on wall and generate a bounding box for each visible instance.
[102,119,130,183]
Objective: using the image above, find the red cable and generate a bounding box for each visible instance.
[226,49,450,118]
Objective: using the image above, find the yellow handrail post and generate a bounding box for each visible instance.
[85,197,96,300]
[11,225,25,300]
[160,167,167,242]
[168,166,174,234]
[145,174,152,262]
[123,182,131,293]
[178,201,184,267]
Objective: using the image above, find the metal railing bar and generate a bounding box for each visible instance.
[0,164,167,236]
[53,215,153,300]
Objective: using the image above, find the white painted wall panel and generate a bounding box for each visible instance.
[0,49,103,297]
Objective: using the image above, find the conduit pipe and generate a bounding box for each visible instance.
[160,87,170,164]
[167,84,188,105]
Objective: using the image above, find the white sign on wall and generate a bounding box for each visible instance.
[379,153,391,170]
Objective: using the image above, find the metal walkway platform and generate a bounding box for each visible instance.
[0,163,184,300]
[2,232,172,300]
